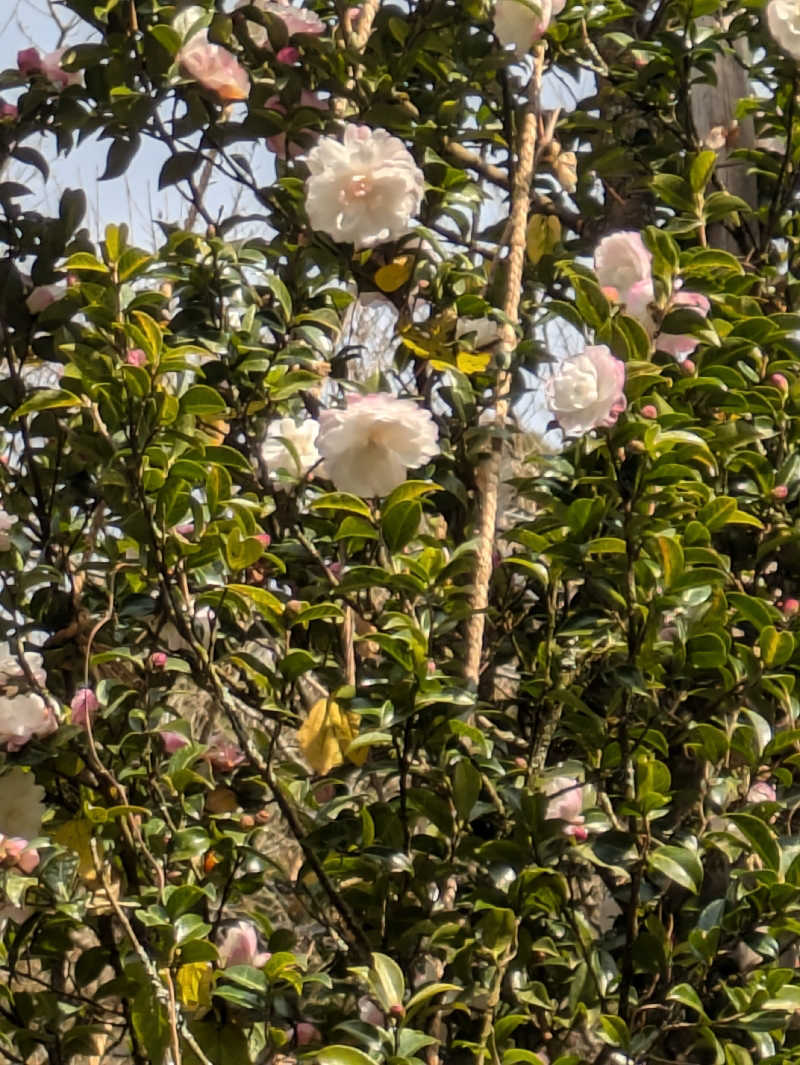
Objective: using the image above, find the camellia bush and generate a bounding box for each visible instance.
[5,0,800,1062]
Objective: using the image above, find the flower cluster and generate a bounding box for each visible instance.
[594,231,710,362]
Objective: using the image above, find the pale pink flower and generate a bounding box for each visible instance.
[747,781,777,803]
[70,688,99,728]
[265,91,328,158]
[544,775,586,838]
[178,35,250,101]
[317,393,439,497]
[493,0,565,56]
[305,125,424,249]
[160,730,190,753]
[656,289,710,363]
[296,1023,323,1046]
[545,346,627,436]
[767,0,800,59]
[217,919,271,967]
[239,0,325,46]
[0,693,56,752]
[206,733,246,772]
[26,283,67,314]
[593,231,652,298]
[18,48,81,88]
[260,417,320,481]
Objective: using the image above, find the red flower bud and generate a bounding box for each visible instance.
[150,651,167,669]
[773,485,789,500]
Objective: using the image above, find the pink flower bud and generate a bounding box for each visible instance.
[256,532,271,547]
[0,100,18,120]
[600,285,620,302]
[160,730,190,753]
[747,780,776,803]
[150,651,168,669]
[783,598,800,616]
[681,359,695,375]
[276,45,300,63]
[770,373,789,392]
[296,1023,323,1046]
[773,485,789,500]
[126,348,147,366]
[389,1004,406,1019]
[70,688,99,728]
[641,404,658,419]
[17,48,41,74]
[206,733,245,772]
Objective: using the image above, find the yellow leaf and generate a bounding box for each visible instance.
[176,962,214,1011]
[298,697,369,774]
[52,819,96,882]
[374,256,414,293]
[456,350,491,374]
[526,214,561,265]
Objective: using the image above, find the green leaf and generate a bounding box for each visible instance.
[226,583,283,618]
[453,759,481,821]
[13,389,81,418]
[648,844,703,893]
[316,1047,380,1065]
[383,480,441,511]
[405,982,461,1018]
[727,813,781,870]
[759,625,795,667]
[311,492,373,517]
[65,252,108,273]
[158,151,203,190]
[667,983,709,1020]
[689,150,717,193]
[369,952,405,1011]
[180,385,227,416]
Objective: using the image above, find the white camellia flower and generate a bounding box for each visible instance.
[317,393,439,497]
[0,510,15,551]
[493,0,564,57]
[544,775,587,839]
[305,125,425,249]
[593,231,652,299]
[0,768,45,843]
[260,417,320,482]
[545,345,627,436]
[217,919,271,967]
[767,0,800,59]
[0,692,56,752]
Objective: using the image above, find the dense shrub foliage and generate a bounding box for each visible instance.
[3,0,800,1063]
